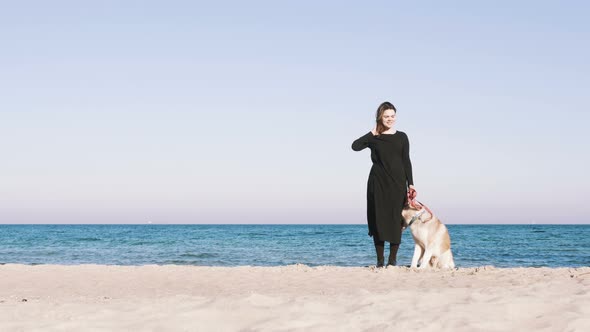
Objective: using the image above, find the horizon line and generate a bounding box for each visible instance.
[1,223,588,226]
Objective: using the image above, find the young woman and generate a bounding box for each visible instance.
[352,101,416,267]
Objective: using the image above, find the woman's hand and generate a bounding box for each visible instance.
[408,185,417,200]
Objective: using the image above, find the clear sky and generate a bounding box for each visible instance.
[1,1,589,224]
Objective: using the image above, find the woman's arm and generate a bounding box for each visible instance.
[351,131,374,151]
[403,133,414,187]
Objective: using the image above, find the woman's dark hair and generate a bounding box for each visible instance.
[375,101,397,135]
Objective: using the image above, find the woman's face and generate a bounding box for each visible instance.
[380,109,396,129]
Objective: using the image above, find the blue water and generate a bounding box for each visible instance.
[0,224,588,268]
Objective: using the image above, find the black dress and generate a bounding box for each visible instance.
[351,131,414,244]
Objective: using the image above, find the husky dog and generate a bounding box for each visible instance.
[401,203,455,269]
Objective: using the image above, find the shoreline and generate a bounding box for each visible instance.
[1,264,589,331]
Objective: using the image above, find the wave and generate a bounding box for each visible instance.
[179,253,218,258]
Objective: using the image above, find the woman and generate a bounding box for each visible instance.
[351,101,416,268]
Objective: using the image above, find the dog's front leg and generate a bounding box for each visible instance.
[410,244,423,268]
[419,249,433,269]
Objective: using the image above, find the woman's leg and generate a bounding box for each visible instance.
[373,236,385,267]
[388,242,400,266]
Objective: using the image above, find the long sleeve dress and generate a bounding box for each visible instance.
[351,131,414,244]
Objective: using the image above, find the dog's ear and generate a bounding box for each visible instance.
[412,202,423,210]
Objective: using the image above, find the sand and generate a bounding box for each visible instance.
[1,264,589,331]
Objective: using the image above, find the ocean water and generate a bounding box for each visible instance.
[0,224,588,268]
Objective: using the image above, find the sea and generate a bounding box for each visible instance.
[0,224,588,268]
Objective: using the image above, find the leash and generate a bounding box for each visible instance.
[407,189,434,223]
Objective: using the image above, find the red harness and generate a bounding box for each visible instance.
[407,189,434,222]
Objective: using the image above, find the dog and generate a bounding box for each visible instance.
[401,201,455,269]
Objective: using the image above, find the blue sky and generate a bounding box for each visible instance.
[1,1,589,224]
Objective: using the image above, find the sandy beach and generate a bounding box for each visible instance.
[1,264,589,331]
